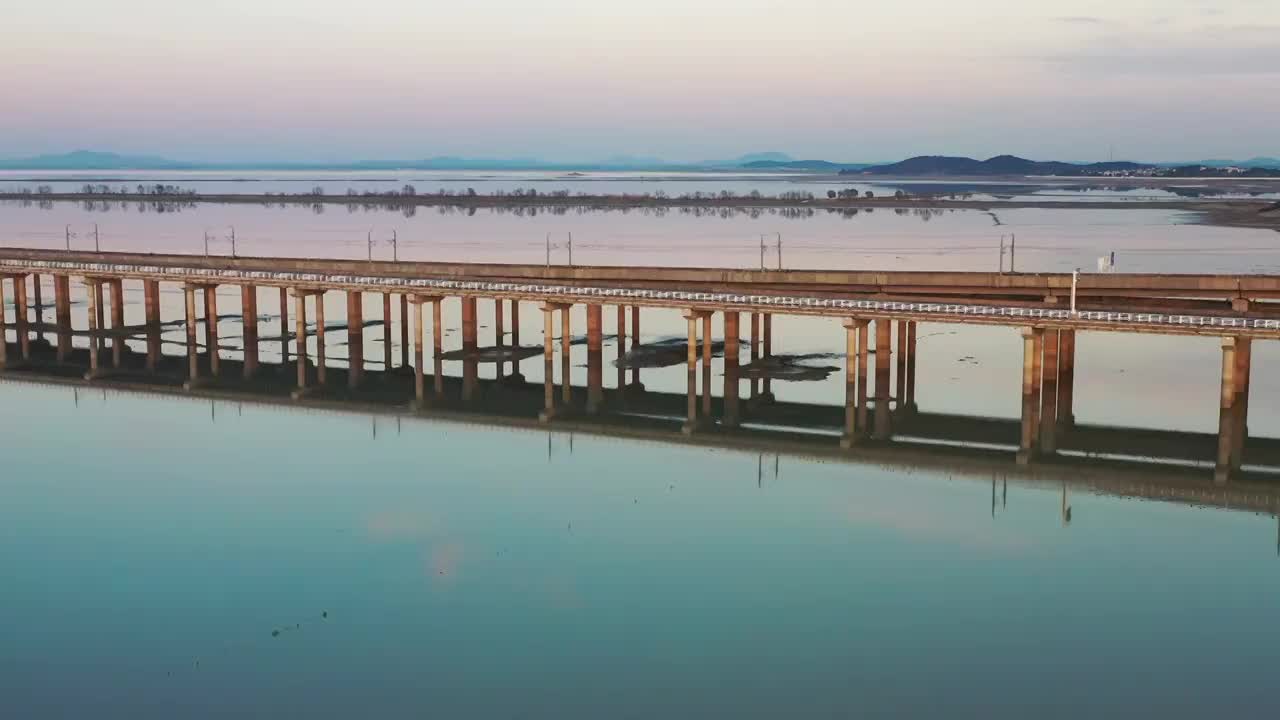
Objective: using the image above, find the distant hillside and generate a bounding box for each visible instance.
[742,159,870,172]
[845,155,1151,177]
[0,150,199,170]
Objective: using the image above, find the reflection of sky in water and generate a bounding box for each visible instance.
[2,383,1277,718]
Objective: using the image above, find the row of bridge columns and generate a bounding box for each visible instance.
[0,273,1259,482]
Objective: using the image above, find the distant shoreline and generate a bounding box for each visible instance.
[2,192,1276,232]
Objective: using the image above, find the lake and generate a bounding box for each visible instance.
[1,381,1278,718]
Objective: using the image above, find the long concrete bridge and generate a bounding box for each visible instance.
[0,247,1273,483]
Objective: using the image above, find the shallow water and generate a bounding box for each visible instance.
[1,382,1278,718]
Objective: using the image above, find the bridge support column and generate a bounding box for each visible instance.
[761,313,773,402]
[906,321,918,414]
[383,293,393,374]
[1031,325,1043,447]
[749,312,761,401]
[895,320,907,412]
[314,291,327,386]
[400,294,410,369]
[874,318,892,441]
[461,297,478,403]
[144,280,161,372]
[412,297,426,407]
[294,291,308,392]
[85,280,102,378]
[615,305,627,398]
[1059,329,1076,428]
[55,275,72,364]
[32,274,43,343]
[432,299,444,398]
[630,305,642,390]
[842,318,868,447]
[0,277,9,370]
[1017,327,1044,465]
[495,298,506,380]
[241,285,259,379]
[347,291,363,389]
[1215,337,1240,485]
[183,284,198,386]
[682,309,701,434]
[203,285,218,376]
[14,274,30,361]
[279,288,290,368]
[1232,337,1252,474]
[701,312,713,420]
[586,304,603,414]
[724,311,741,428]
[1040,329,1060,454]
[560,305,573,406]
[539,303,560,422]
[110,280,125,369]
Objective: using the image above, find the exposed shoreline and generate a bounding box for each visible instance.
[2,192,1277,232]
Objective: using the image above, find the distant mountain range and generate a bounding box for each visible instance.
[842,155,1280,178]
[1,150,1277,174]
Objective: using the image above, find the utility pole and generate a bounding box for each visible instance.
[999,235,1006,273]
[65,225,74,251]
[367,230,374,262]
[1010,233,1016,273]
[204,231,210,256]
[1070,269,1080,317]
[228,226,236,258]
[759,234,766,271]
[776,232,783,271]
[390,230,397,262]
[545,232,551,267]
[93,224,100,252]
[567,232,573,267]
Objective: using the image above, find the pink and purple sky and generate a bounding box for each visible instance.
[2,0,1277,163]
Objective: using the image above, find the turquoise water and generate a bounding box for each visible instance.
[2,382,1279,717]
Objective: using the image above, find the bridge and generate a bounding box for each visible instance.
[0,247,1273,484]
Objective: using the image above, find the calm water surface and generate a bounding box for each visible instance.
[2,382,1278,718]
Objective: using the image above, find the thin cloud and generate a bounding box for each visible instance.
[1052,16,1107,24]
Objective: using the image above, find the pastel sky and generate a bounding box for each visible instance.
[2,0,1277,162]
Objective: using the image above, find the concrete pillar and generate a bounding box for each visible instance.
[906,321,918,413]
[841,318,860,447]
[85,280,101,378]
[724,311,740,428]
[183,285,198,384]
[701,312,713,419]
[461,296,477,351]
[144,279,161,372]
[857,320,869,436]
[616,305,627,395]
[630,305,641,388]
[400,294,410,369]
[432,299,444,398]
[1030,326,1043,444]
[1215,337,1239,485]
[586,304,603,414]
[241,285,259,379]
[315,292,326,385]
[750,312,760,399]
[110,280,125,369]
[14,274,30,360]
[683,309,699,434]
[762,313,773,399]
[1233,337,1252,473]
[1040,330,1060,454]
[874,319,892,440]
[347,291,363,389]
[895,320,907,409]
[1058,329,1076,427]
[495,298,505,347]
[1017,327,1044,465]
[560,305,572,405]
[32,274,43,342]
[413,297,425,406]
[0,277,9,369]
[93,281,104,350]
[383,292,393,373]
[511,300,520,347]
[279,287,290,367]
[55,275,72,364]
[295,292,308,390]
[540,303,557,422]
[203,285,219,376]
